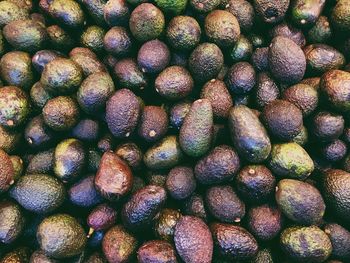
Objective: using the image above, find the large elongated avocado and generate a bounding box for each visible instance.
[228,105,271,163]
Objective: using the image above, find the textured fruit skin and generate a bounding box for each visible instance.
[166,166,196,200]
[0,1,29,27]
[0,149,15,193]
[268,36,306,84]
[226,0,255,32]
[137,240,177,263]
[27,149,54,174]
[324,223,350,260]
[32,50,62,74]
[68,175,102,208]
[280,226,332,262]
[253,0,290,24]
[0,201,24,244]
[25,115,55,150]
[103,26,132,57]
[179,99,213,157]
[255,72,279,109]
[228,105,271,163]
[155,0,187,15]
[269,143,314,180]
[115,142,143,171]
[269,22,306,47]
[137,40,170,74]
[195,145,240,185]
[320,70,350,112]
[323,169,350,221]
[87,203,117,231]
[48,0,85,29]
[225,62,256,95]
[10,174,66,214]
[95,151,133,201]
[106,89,141,138]
[70,50,107,77]
[154,208,182,242]
[104,0,130,27]
[276,179,325,225]
[331,0,350,32]
[129,3,165,42]
[37,214,87,259]
[0,247,31,263]
[80,25,105,53]
[308,16,332,44]
[290,0,326,27]
[211,223,258,261]
[205,185,245,223]
[230,35,253,62]
[174,216,213,263]
[102,225,138,263]
[190,0,220,13]
[122,185,167,232]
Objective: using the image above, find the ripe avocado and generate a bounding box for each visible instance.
[253,0,289,24]
[331,0,350,32]
[312,111,344,141]
[226,0,255,32]
[24,115,55,150]
[308,16,332,43]
[0,1,29,27]
[80,25,105,53]
[46,25,75,52]
[254,72,279,109]
[103,26,132,57]
[0,149,14,193]
[0,200,24,244]
[26,149,54,174]
[155,0,188,15]
[137,240,177,263]
[68,175,102,208]
[290,0,326,27]
[225,62,256,94]
[48,0,85,29]
[114,58,148,90]
[115,142,143,171]
[166,166,196,200]
[137,40,170,74]
[104,0,130,27]
[154,208,182,242]
[324,223,350,260]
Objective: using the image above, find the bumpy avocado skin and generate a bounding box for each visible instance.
[308,16,332,43]
[0,1,29,27]
[253,0,289,24]
[0,126,21,154]
[48,0,85,29]
[269,143,314,180]
[37,214,87,259]
[228,105,271,163]
[155,0,188,15]
[0,247,31,263]
[179,99,213,157]
[0,200,24,244]
[290,0,326,27]
[154,208,182,242]
[331,0,350,32]
[280,226,332,262]
[190,0,220,13]
[137,240,177,263]
[81,25,105,53]
[47,25,75,51]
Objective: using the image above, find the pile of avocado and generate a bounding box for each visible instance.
[1,0,350,262]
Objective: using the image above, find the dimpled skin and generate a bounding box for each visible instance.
[0,201,24,244]
[103,26,132,57]
[226,0,255,32]
[137,40,170,74]
[174,216,213,263]
[37,214,87,259]
[211,223,258,261]
[10,174,66,214]
[283,84,318,116]
[268,36,306,84]
[323,169,350,221]
[122,185,167,232]
[137,240,177,263]
[166,166,196,200]
[276,179,325,225]
[106,89,141,138]
[48,0,85,29]
[87,203,117,231]
[280,226,332,262]
[114,58,147,90]
[253,0,289,24]
[190,0,220,13]
[324,223,350,259]
[0,1,29,27]
[154,208,182,242]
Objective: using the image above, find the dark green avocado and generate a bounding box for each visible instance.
[0,200,25,244]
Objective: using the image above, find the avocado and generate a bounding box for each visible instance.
[269,22,306,47]
[80,0,106,26]
[0,1,29,27]
[282,84,318,117]
[308,16,332,43]
[292,125,309,146]
[324,223,350,260]
[115,142,143,171]
[194,145,240,185]
[236,165,276,204]
[206,185,245,223]
[95,151,133,201]
[170,101,191,130]
[26,149,54,174]
[268,36,306,84]
[166,16,201,51]
[0,200,24,244]
[137,40,170,74]
[48,0,85,29]
[54,138,86,182]
[204,10,240,48]
[301,76,321,89]
[122,185,167,232]
[155,0,187,15]
[154,208,182,242]
[183,193,208,221]
[46,25,75,51]
[32,50,63,74]
[68,175,102,208]
[253,0,289,24]
[280,226,332,262]
[155,66,193,101]
[0,51,34,90]
[0,86,30,129]
[290,0,326,27]
[102,225,138,263]
[10,174,66,214]
[87,203,117,232]
[225,62,256,94]
[77,72,114,114]
[3,19,47,52]
[254,72,279,109]
[10,155,23,182]
[251,47,269,72]
[104,0,130,27]
[114,58,148,90]
[304,44,345,74]
[137,240,177,263]
[276,179,325,225]
[269,143,314,180]
[188,43,224,82]
[97,132,115,153]
[84,252,107,263]
[37,214,87,259]
[174,216,213,263]
[106,89,141,138]
[211,223,258,261]
[72,119,100,142]
[179,99,213,157]
[9,0,33,11]
[24,115,55,149]
[80,26,105,54]
[322,139,347,162]
[41,58,83,95]
[323,169,350,221]
[103,26,132,57]
[230,35,253,62]
[247,204,283,241]
[29,250,60,263]
[146,171,167,187]
[262,99,303,141]
[166,166,196,200]
[250,248,274,263]
[312,111,344,141]
[226,0,254,32]
[0,247,31,263]
[0,126,21,154]
[190,0,220,13]
[320,70,350,112]
[228,105,271,163]
[129,3,165,42]
[331,0,350,32]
